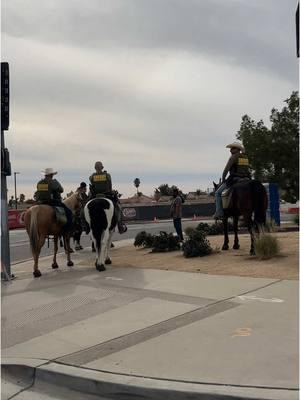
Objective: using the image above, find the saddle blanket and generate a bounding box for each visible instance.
[54,207,67,225]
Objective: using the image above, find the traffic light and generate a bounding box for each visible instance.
[1,62,9,131]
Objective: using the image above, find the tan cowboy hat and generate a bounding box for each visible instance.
[226,142,244,151]
[41,168,57,175]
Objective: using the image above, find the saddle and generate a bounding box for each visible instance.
[54,207,68,225]
[221,178,250,209]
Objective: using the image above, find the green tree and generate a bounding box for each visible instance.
[134,178,140,195]
[155,184,178,196]
[237,91,299,202]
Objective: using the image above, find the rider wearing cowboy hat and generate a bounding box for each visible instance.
[35,168,64,205]
[35,168,73,230]
[213,142,251,219]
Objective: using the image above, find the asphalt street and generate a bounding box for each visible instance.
[9,220,204,265]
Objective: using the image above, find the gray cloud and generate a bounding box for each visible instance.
[3,0,298,82]
[2,1,298,198]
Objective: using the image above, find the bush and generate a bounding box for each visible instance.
[152,231,181,252]
[195,221,233,235]
[182,228,212,258]
[254,233,280,259]
[134,231,154,248]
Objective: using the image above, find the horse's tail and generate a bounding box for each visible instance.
[251,180,268,226]
[28,206,40,254]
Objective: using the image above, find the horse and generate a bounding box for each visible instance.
[24,192,84,277]
[84,196,117,272]
[213,179,268,255]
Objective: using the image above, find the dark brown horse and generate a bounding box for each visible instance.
[24,193,84,277]
[213,179,268,255]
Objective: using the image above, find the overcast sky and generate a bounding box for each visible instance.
[2,0,298,199]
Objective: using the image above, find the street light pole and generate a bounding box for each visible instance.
[14,171,20,209]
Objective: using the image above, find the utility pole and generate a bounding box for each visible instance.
[1,62,12,279]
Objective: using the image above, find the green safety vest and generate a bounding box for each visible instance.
[231,154,250,178]
[90,173,111,194]
[35,180,52,202]
[35,179,62,202]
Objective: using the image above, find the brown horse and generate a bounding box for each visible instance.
[213,179,268,255]
[24,192,84,277]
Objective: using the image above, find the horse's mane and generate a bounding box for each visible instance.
[64,192,80,210]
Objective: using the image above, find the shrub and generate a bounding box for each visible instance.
[182,228,212,258]
[264,219,278,233]
[152,231,181,252]
[254,233,280,259]
[134,231,154,248]
[195,221,233,235]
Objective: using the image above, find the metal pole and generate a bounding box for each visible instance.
[14,172,17,209]
[1,130,11,278]
[14,171,19,209]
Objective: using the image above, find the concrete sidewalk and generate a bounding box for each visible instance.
[1,242,299,399]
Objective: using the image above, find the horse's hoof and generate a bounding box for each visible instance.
[105,258,112,265]
[67,261,74,267]
[52,263,59,269]
[233,244,240,250]
[33,270,42,278]
[96,264,106,272]
[222,245,229,251]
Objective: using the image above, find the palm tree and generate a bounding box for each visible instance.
[134,178,140,195]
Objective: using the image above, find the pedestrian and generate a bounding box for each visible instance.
[170,188,184,241]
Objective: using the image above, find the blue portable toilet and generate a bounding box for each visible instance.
[263,183,280,226]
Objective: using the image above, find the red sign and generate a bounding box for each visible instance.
[8,209,26,229]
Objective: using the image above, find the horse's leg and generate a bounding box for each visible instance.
[65,235,74,267]
[232,216,240,249]
[244,215,255,255]
[222,216,229,250]
[105,230,114,265]
[52,236,59,269]
[33,235,46,277]
[100,229,110,266]
[95,231,106,272]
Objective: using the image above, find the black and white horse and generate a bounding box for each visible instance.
[84,197,117,271]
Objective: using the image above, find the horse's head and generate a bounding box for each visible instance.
[212,178,222,193]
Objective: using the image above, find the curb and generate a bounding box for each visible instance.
[2,360,298,400]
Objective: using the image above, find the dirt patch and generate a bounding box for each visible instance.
[83,231,299,280]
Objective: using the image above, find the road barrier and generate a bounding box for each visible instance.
[8,209,26,229]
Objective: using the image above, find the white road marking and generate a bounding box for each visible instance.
[237,295,284,303]
[105,277,123,281]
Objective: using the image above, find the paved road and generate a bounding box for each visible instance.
[9,220,205,265]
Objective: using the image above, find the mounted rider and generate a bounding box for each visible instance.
[213,142,251,219]
[34,168,73,230]
[89,161,127,234]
